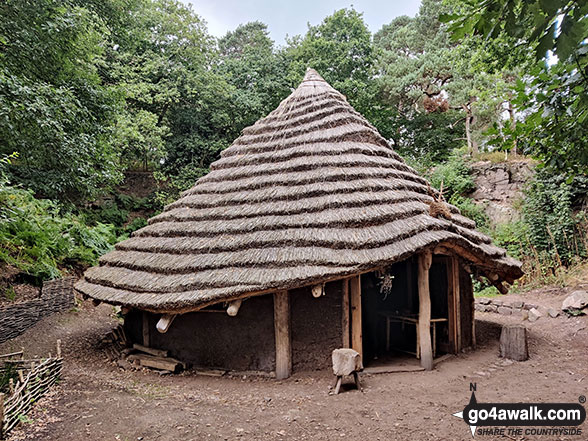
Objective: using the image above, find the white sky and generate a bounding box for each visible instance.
[181,0,422,45]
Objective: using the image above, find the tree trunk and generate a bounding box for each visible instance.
[507,97,517,155]
[499,325,528,361]
[463,104,478,155]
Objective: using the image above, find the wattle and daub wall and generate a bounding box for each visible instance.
[124,281,342,372]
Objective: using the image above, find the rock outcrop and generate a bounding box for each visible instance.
[469,160,535,225]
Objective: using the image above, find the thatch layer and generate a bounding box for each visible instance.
[76,68,523,312]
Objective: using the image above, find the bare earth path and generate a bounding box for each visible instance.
[2,285,587,441]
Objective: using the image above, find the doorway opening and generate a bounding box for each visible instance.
[360,256,454,370]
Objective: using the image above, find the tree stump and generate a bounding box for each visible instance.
[499,325,528,361]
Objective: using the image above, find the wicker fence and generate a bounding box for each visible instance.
[0,342,63,438]
[0,278,75,344]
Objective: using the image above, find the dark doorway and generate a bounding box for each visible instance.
[360,257,451,367]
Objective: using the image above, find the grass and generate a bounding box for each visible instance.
[472,151,532,164]
[474,286,501,298]
[3,286,17,301]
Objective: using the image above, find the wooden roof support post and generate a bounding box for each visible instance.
[0,391,4,437]
[341,278,350,348]
[451,257,461,352]
[418,250,434,370]
[274,290,291,380]
[350,275,362,361]
[142,311,150,347]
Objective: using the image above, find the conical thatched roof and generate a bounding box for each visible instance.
[76,69,523,313]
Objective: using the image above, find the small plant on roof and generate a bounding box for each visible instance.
[427,181,452,220]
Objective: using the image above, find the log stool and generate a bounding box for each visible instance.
[331,348,363,394]
[499,325,529,361]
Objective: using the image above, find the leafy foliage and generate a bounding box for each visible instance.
[284,9,376,115]
[0,185,117,281]
[443,0,588,176]
[0,0,123,202]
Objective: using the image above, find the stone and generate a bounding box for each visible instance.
[509,300,524,309]
[332,348,362,376]
[537,305,549,316]
[493,299,504,306]
[562,290,588,311]
[487,304,498,313]
[521,310,529,321]
[528,308,542,322]
[547,308,559,318]
[524,303,538,310]
[478,298,491,305]
[475,304,485,312]
[498,306,512,315]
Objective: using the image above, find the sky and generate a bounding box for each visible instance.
[182,0,422,45]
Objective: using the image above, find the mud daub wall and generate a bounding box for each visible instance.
[291,281,342,372]
[0,278,75,344]
[125,282,343,373]
[127,295,276,372]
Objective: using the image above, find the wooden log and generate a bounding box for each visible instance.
[418,250,434,370]
[127,353,183,372]
[499,325,528,361]
[341,279,350,348]
[350,275,362,360]
[132,344,168,358]
[0,350,24,359]
[273,290,291,380]
[226,299,242,316]
[142,312,150,346]
[156,314,176,333]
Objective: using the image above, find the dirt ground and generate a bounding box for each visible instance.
[1,284,587,441]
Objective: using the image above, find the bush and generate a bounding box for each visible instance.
[0,184,117,282]
[490,170,587,288]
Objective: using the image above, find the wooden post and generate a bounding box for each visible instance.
[142,311,150,347]
[0,392,4,437]
[350,275,362,360]
[341,279,350,348]
[446,258,456,353]
[452,257,461,351]
[418,250,434,370]
[446,257,461,354]
[56,339,62,358]
[274,290,291,380]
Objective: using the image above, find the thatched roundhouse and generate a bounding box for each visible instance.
[76,69,522,378]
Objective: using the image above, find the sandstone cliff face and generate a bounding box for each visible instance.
[469,160,535,225]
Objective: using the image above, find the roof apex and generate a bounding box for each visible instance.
[303,67,326,82]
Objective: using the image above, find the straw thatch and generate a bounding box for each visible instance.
[75,69,523,312]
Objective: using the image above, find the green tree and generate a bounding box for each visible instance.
[284,8,376,115]
[443,0,588,176]
[216,22,290,130]
[0,0,123,202]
